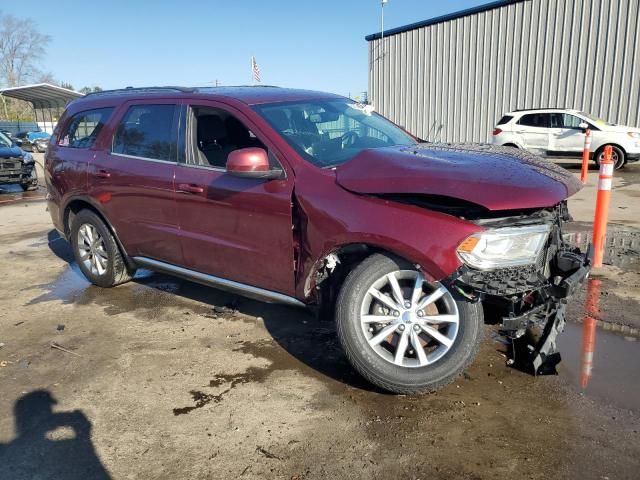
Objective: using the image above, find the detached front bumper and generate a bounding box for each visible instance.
[446,243,592,374]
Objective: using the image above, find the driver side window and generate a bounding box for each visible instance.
[187,106,269,169]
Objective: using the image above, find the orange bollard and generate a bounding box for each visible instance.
[592,145,614,268]
[580,278,600,388]
[580,129,591,184]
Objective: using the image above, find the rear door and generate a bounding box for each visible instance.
[514,113,550,153]
[548,113,587,154]
[173,100,296,296]
[87,100,183,265]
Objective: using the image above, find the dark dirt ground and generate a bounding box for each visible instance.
[0,159,639,479]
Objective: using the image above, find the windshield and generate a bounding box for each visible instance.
[0,131,12,147]
[254,99,416,167]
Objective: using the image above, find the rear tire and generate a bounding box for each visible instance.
[594,145,625,170]
[70,209,134,287]
[335,253,483,394]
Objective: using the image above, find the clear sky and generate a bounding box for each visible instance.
[4,0,485,96]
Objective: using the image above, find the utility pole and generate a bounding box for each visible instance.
[380,0,388,111]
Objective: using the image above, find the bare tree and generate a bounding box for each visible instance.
[0,13,51,87]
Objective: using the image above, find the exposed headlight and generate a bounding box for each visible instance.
[456,224,551,270]
[628,132,640,139]
[22,153,35,164]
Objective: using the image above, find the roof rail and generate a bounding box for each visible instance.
[512,107,570,112]
[83,86,195,97]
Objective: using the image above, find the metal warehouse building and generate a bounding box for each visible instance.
[366,0,640,143]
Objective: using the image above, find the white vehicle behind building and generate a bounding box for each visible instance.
[491,108,640,170]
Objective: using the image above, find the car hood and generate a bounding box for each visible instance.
[0,145,24,159]
[335,143,582,211]
[596,123,640,134]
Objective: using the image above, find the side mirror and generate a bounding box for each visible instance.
[579,122,589,131]
[226,148,283,179]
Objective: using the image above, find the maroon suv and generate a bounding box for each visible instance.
[45,86,590,393]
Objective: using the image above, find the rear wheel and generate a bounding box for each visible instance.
[594,145,625,170]
[70,209,134,287]
[335,253,483,394]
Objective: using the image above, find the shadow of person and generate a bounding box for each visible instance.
[0,390,111,480]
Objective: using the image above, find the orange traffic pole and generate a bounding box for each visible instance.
[580,128,591,184]
[580,279,600,388]
[592,145,614,268]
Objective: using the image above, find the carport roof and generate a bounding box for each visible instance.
[0,83,83,108]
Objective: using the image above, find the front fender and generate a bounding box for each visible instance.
[292,169,482,300]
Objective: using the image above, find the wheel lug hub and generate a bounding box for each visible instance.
[413,324,421,332]
[404,301,411,308]
[417,310,424,317]
[393,311,400,317]
[398,325,405,331]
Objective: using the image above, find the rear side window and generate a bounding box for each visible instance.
[518,113,549,128]
[497,115,513,125]
[112,104,177,161]
[58,108,113,149]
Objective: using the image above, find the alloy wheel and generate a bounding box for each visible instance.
[77,223,108,276]
[360,270,459,368]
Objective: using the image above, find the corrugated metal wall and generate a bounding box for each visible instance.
[368,0,640,143]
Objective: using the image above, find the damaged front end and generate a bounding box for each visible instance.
[445,202,591,374]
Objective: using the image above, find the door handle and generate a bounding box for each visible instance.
[95,169,111,178]
[177,183,204,194]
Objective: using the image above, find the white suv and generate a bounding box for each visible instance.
[491,108,640,169]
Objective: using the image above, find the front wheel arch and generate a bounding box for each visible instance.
[594,144,626,169]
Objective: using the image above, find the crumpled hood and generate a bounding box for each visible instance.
[0,145,25,159]
[335,143,582,211]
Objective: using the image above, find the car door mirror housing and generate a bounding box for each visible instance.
[579,122,589,130]
[226,147,282,179]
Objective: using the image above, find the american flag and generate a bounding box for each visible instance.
[251,56,261,83]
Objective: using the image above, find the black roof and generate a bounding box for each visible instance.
[365,0,525,41]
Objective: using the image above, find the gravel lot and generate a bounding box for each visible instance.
[0,156,639,479]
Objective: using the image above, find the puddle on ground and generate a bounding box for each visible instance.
[558,322,640,413]
[560,276,640,413]
[0,184,46,205]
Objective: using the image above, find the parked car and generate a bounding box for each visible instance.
[0,130,38,190]
[15,131,51,153]
[491,108,640,169]
[45,87,590,393]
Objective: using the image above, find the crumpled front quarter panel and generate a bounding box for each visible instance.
[293,168,482,299]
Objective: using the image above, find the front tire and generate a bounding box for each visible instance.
[335,254,483,394]
[70,209,134,287]
[594,145,625,170]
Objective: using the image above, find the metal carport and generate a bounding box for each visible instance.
[0,83,83,133]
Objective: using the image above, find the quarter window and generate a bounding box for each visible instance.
[58,108,113,149]
[112,104,177,161]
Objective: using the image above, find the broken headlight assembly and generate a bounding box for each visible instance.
[456,224,551,270]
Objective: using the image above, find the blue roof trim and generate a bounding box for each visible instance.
[365,0,525,41]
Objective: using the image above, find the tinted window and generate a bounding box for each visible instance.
[112,104,176,161]
[59,108,113,149]
[497,115,513,125]
[518,113,549,128]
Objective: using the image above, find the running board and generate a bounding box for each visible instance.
[132,256,306,308]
